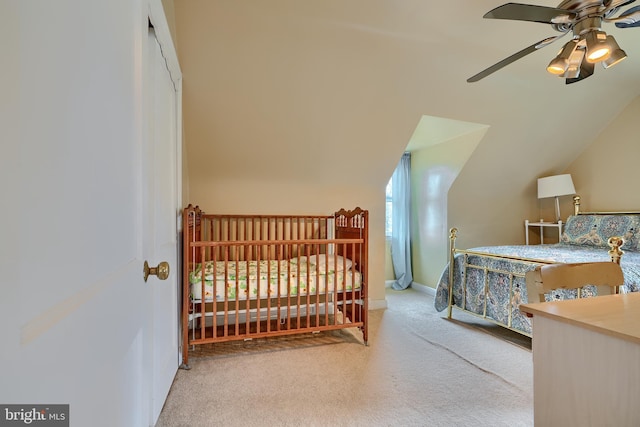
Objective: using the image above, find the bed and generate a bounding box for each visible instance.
[181,205,368,367]
[434,196,640,336]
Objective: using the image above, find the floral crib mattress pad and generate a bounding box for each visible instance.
[190,257,361,302]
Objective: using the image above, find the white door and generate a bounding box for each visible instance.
[2,2,181,426]
[144,26,180,424]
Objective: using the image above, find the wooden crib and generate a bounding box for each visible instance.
[180,205,369,368]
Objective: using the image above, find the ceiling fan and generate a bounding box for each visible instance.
[468,0,640,84]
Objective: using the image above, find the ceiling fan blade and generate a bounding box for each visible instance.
[565,61,595,84]
[613,5,640,27]
[467,36,562,83]
[484,3,576,24]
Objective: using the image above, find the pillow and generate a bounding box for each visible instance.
[561,214,640,251]
[292,254,354,272]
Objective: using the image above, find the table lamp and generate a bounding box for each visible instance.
[537,174,576,222]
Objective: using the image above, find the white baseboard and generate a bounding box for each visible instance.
[385,280,435,296]
[369,297,388,310]
[411,282,435,296]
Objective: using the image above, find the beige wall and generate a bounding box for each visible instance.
[189,179,389,306]
[565,96,640,212]
[161,0,177,45]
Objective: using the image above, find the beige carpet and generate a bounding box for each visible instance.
[156,289,533,427]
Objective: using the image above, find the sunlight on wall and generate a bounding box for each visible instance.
[409,125,487,289]
[420,166,455,242]
[384,114,488,289]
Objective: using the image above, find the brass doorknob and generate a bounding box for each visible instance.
[144,261,170,282]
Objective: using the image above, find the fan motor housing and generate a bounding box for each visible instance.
[553,0,617,32]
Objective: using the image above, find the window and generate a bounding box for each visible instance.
[385,177,392,237]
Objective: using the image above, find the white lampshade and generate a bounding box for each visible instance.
[537,174,576,222]
[537,174,575,199]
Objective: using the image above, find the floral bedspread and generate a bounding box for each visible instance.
[434,243,640,335]
[190,259,361,302]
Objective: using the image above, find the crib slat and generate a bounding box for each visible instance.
[200,246,206,340]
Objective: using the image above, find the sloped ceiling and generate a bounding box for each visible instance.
[174,0,640,216]
[406,115,489,152]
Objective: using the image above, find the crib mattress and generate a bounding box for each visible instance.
[190,258,361,302]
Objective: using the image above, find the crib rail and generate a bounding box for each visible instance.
[188,210,334,263]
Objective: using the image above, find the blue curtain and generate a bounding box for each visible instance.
[391,152,413,290]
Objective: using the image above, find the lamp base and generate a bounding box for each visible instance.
[554,196,562,222]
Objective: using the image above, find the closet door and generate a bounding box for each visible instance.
[3,2,181,426]
[143,25,180,424]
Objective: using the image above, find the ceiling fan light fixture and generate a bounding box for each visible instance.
[562,47,585,79]
[585,30,611,63]
[563,65,581,79]
[467,2,635,83]
[547,58,568,75]
[602,35,627,68]
[546,39,578,75]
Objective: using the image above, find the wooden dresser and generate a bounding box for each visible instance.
[520,292,640,427]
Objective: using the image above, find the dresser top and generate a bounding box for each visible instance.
[520,292,640,344]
